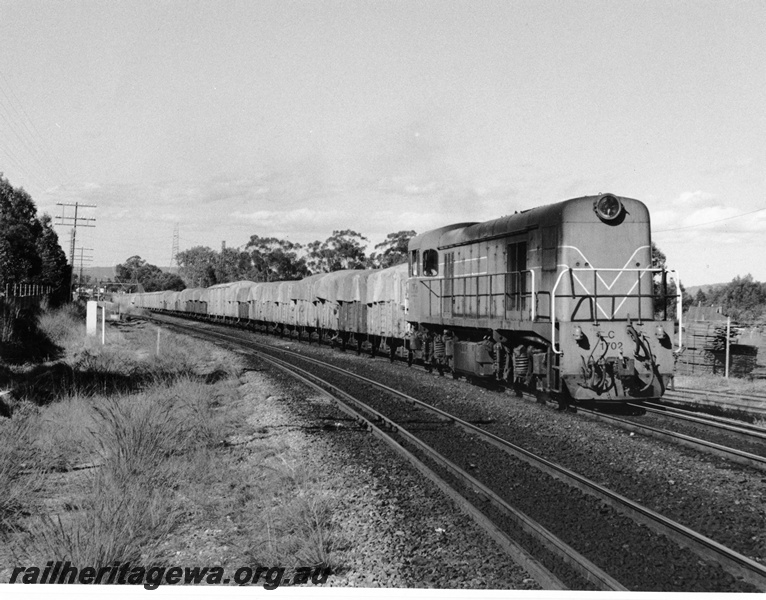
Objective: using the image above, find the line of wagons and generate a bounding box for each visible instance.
[125,263,410,357]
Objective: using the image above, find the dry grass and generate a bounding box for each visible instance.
[17,472,184,569]
[6,371,254,568]
[0,306,255,574]
[674,373,766,395]
[36,303,85,350]
[0,417,41,529]
[1,307,342,585]
[3,305,241,408]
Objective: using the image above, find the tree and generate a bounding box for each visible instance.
[115,255,150,283]
[693,289,708,306]
[368,230,416,269]
[651,242,690,318]
[177,246,219,288]
[115,255,185,292]
[0,175,42,286]
[35,213,70,305]
[712,274,765,322]
[307,230,369,273]
[245,235,309,281]
[214,247,256,284]
[145,271,186,292]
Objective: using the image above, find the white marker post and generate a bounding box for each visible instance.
[86,300,98,337]
[725,316,731,379]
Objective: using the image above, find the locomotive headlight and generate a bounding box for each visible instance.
[594,194,623,221]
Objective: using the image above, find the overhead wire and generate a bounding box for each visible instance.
[0,139,44,188]
[655,206,766,233]
[0,69,69,182]
[0,68,67,191]
[0,105,58,189]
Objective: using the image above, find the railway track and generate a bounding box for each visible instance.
[575,403,766,472]
[149,314,766,592]
[664,387,766,420]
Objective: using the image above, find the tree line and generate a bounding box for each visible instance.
[0,175,70,305]
[691,275,766,324]
[6,169,760,324]
[116,230,416,291]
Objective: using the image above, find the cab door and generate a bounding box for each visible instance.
[505,239,528,320]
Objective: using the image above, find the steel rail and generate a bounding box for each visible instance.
[578,407,766,472]
[645,400,766,433]
[630,402,766,440]
[151,315,766,591]
[675,386,766,402]
[664,389,766,420]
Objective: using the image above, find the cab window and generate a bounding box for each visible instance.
[410,250,420,277]
[423,249,439,277]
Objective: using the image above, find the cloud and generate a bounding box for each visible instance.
[672,190,718,208]
[651,191,757,233]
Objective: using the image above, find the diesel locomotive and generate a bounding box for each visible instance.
[406,193,682,404]
[127,193,682,406]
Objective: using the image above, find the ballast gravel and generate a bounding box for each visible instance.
[234,363,539,589]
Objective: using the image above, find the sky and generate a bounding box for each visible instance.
[1,0,765,286]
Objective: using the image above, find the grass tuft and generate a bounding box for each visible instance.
[0,417,41,529]
[36,304,84,351]
[244,457,340,572]
[15,470,184,569]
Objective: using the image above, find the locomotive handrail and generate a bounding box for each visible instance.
[418,269,536,321]
[550,267,683,355]
[528,269,536,321]
[667,269,684,354]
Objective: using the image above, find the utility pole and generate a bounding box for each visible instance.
[56,202,96,298]
[219,240,226,281]
[75,247,94,298]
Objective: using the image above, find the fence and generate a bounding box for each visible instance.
[3,283,53,298]
[1,285,54,344]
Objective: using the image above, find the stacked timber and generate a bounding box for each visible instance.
[716,344,759,377]
[675,320,758,377]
